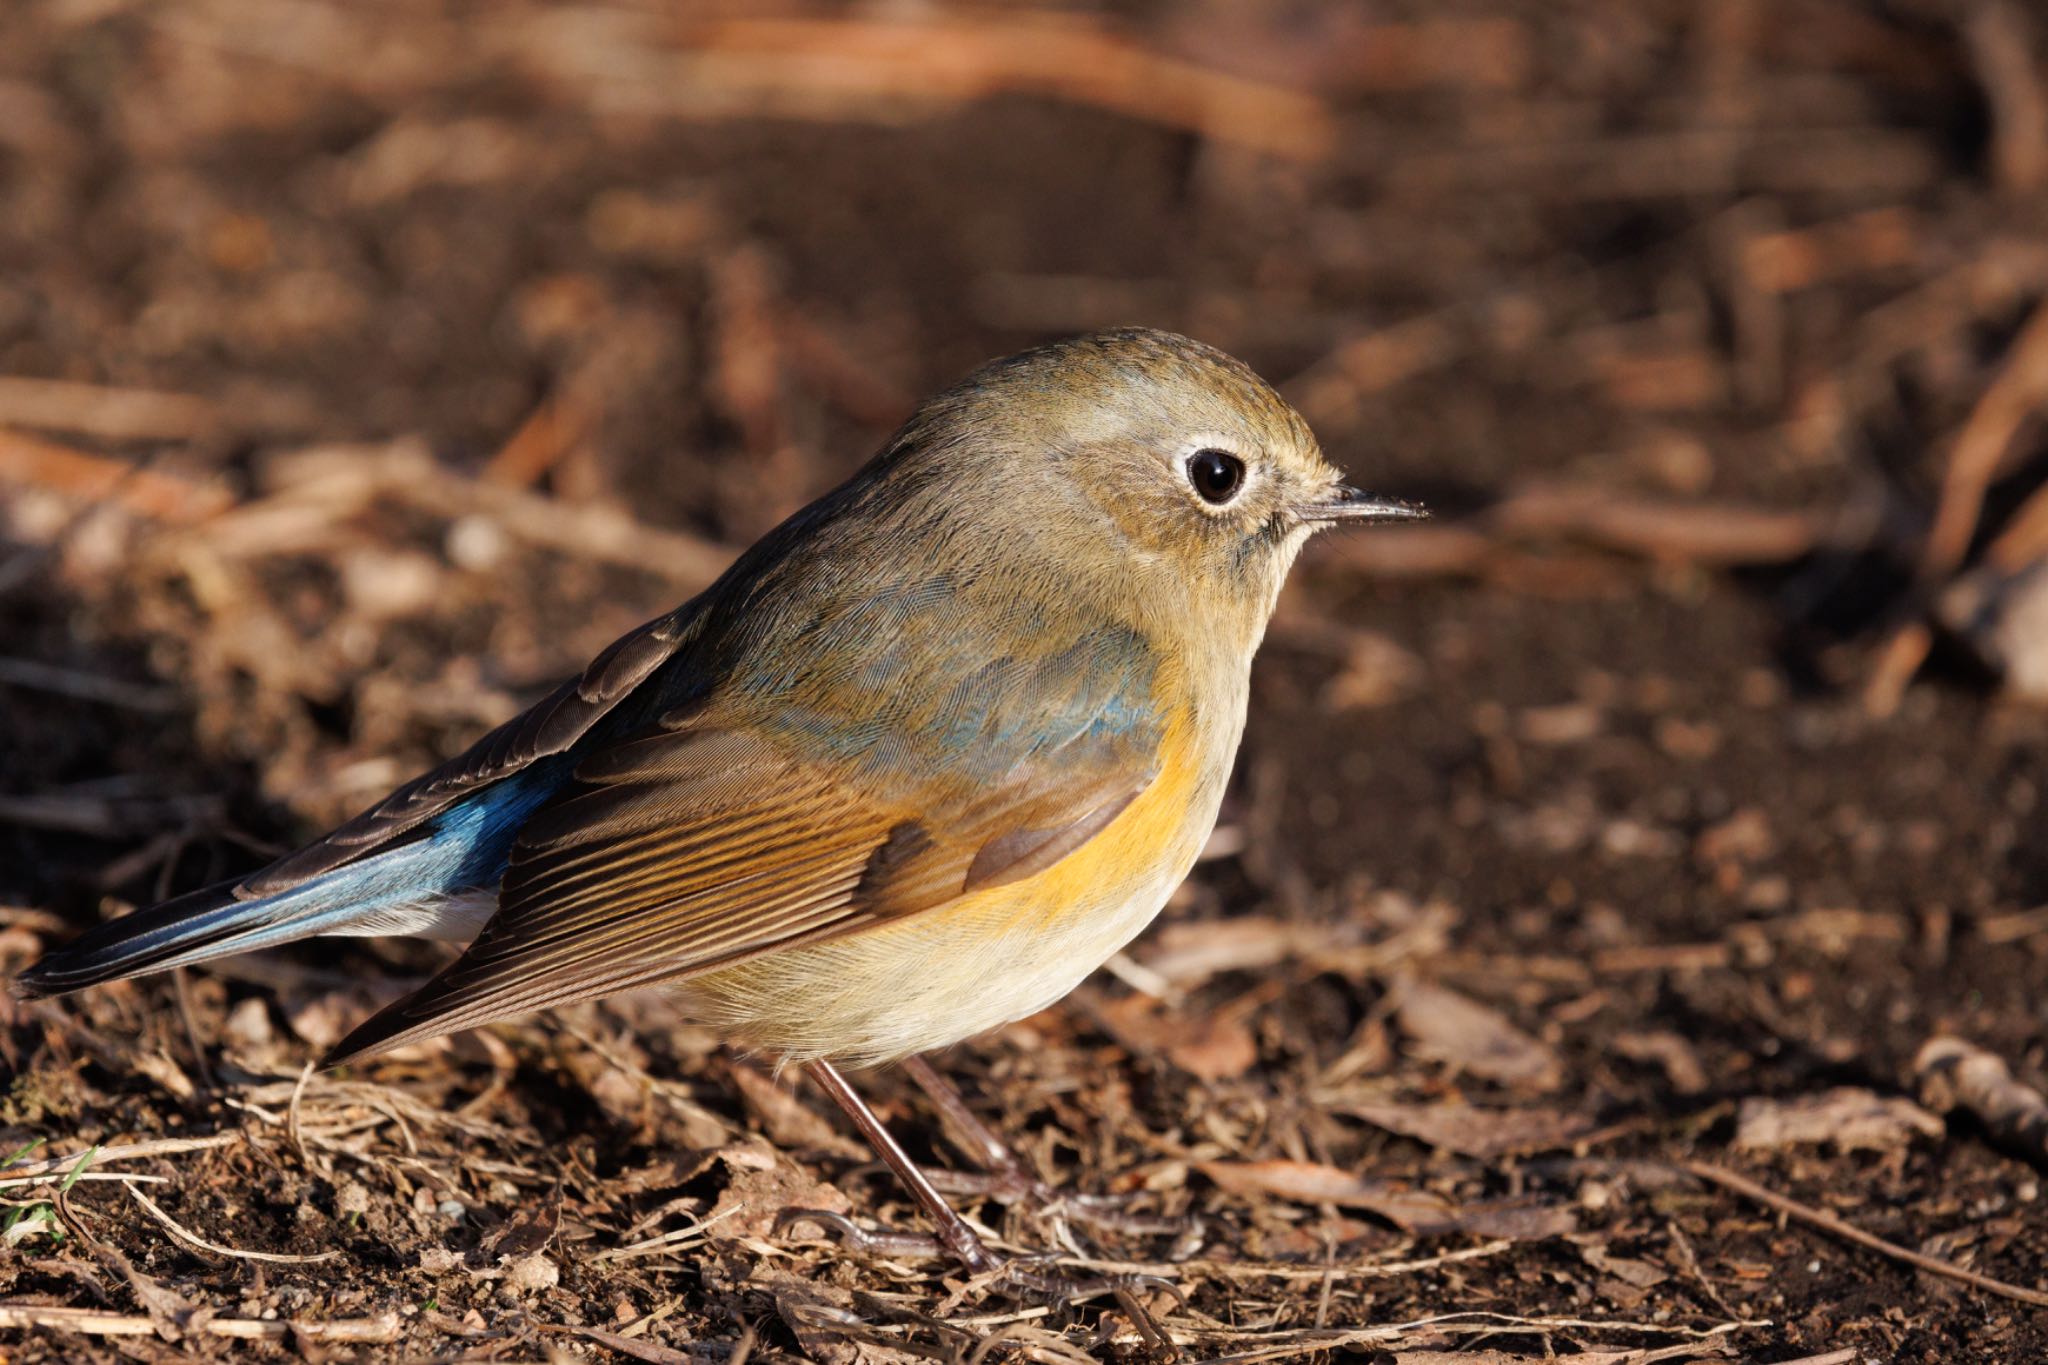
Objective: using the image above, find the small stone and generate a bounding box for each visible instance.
[221,998,274,1050]
[500,1253,559,1294]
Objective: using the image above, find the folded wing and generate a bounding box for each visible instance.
[324,682,1157,1064]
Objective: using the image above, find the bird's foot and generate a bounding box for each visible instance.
[774,1207,990,1271]
[773,1207,1184,1313]
[894,1055,1200,1246]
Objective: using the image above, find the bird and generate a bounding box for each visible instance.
[16,327,1422,1284]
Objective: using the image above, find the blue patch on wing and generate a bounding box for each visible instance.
[740,580,1162,787]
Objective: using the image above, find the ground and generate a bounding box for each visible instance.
[3,2,2048,1362]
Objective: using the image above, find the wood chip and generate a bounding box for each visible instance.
[1732,1088,1944,1154]
[1393,980,1562,1091]
[1197,1158,1453,1230]
[1338,1102,1597,1159]
[1915,1036,2048,1166]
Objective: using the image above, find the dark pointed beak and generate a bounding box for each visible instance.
[1298,485,1429,524]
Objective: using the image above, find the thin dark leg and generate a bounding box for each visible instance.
[801,1057,999,1274]
[901,1055,1193,1239]
[901,1054,1026,1176]
[781,1058,1187,1316]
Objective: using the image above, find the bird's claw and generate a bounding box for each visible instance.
[773,1207,954,1261]
[990,1256,1187,1310]
[774,1207,1185,1316]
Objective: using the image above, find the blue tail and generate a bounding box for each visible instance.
[15,779,550,999]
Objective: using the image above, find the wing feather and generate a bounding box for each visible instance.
[324,706,1155,1066]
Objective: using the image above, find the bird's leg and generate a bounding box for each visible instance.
[901,1055,1192,1239]
[774,1059,1185,1316]
[782,1056,1001,1273]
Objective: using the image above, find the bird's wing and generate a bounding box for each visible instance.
[238,607,700,897]
[322,628,1162,1065]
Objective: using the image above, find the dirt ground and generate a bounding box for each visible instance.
[4,2,2048,1361]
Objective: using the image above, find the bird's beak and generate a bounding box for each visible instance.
[1297,485,1429,524]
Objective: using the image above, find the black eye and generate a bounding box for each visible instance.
[1186,449,1246,505]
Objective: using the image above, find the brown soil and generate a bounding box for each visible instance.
[3,3,2047,1362]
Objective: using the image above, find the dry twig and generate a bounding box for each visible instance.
[0,1134,243,1182]
[1915,1036,2048,1167]
[514,14,1335,160]
[1682,1160,2048,1308]
[0,1304,399,1342]
[0,428,232,525]
[125,1184,341,1265]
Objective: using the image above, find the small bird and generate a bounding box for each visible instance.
[17,328,1420,1282]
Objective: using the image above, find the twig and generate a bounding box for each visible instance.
[563,1326,698,1364]
[0,427,234,524]
[1053,1238,1515,1282]
[170,966,216,1092]
[1915,1036,2048,1167]
[521,14,1335,160]
[0,657,180,712]
[483,395,587,489]
[0,1134,243,1181]
[125,1184,341,1264]
[264,441,737,586]
[287,1058,316,1166]
[1488,485,1825,564]
[0,1172,168,1190]
[1859,286,2048,703]
[1922,296,2048,581]
[1169,1312,1761,1363]
[0,377,217,442]
[0,1304,398,1341]
[1682,1160,2048,1307]
[590,1203,749,1261]
[1975,904,2048,944]
[1965,1,2048,195]
[1315,483,1830,585]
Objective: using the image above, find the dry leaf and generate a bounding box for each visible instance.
[1574,1238,1671,1288]
[1733,1088,1944,1153]
[1197,1158,1451,1230]
[1448,1200,1579,1240]
[760,1272,925,1365]
[728,1061,862,1155]
[1394,980,1562,1090]
[1612,1029,1709,1094]
[1137,915,1341,986]
[1321,628,1426,709]
[707,1141,850,1239]
[1339,1101,1597,1158]
[1089,993,1262,1080]
[1168,1012,1261,1081]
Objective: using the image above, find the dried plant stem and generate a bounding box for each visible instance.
[0,1304,399,1341]
[1682,1160,2048,1307]
[0,1133,243,1181]
[125,1184,341,1264]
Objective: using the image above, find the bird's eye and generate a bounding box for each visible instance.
[1186,449,1246,505]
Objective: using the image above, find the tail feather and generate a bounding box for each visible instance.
[15,864,499,1002]
[14,879,286,998]
[15,774,547,1002]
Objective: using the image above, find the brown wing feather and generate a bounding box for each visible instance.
[323,715,1150,1065]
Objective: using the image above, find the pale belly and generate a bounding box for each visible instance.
[678,720,1231,1067]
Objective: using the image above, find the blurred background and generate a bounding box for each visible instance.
[4,2,2048,1359]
